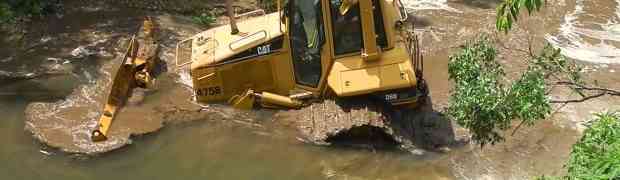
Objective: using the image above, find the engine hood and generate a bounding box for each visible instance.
[186,12,284,69]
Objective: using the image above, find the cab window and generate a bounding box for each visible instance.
[330,0,388,56]
[330,0,363,55]
[289,0,324,87]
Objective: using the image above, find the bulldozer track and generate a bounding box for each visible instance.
[291,96,455,151]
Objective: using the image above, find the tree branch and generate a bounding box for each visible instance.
[550,92,607,103]
[511,120,527,136]
[549,81,620,103]
[553,81,620,95]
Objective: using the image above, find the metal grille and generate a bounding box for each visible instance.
[175,38,193,68]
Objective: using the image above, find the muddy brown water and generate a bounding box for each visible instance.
[2,0,620,179]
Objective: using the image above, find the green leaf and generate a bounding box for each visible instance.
[534,0,543,11]
[496,0,545,32]
[524,0,534,13]
[563,112,620,179]
[510,4,519,22]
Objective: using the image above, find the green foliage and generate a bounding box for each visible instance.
[447,36,510,146]
[565,112,620,179]
[0,2,14,23]
[259,0,278,12]
[447,36,553,146]
[539,112,620,179]
[1,0,56,24]
[507,68,550,126]
[533,45,583,83]
[496,0,544,33]
[192,11,217,27]
[11,0,45,17]
[533,45,587,98]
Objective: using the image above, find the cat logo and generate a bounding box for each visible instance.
[257,44,271,55]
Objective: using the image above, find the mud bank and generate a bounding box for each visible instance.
[20,7,213,154]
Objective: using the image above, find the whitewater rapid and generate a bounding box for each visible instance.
[546,0,620,64]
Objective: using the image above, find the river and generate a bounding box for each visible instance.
[1,0,620,179]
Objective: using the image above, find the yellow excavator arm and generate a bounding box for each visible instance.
[91,17,160,142]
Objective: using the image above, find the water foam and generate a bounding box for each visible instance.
[545,0,620,64]
[401,0,462,13]
[177,68,194,88]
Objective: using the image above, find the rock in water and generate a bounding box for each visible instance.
[71,46,96,57]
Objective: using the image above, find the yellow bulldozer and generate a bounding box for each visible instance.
[92,0,427,142]
[177,0,426,110]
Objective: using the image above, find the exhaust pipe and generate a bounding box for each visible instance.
[226,0,240,35]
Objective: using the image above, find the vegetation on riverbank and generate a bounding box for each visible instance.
[191,11,217,27]
[539,112,620,179]
[0,0,58,24]
[567,112,620,179]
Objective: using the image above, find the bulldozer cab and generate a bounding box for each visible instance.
[283,0,404,92]
[177,0,423,109]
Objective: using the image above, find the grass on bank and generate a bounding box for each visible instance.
[191,11,217,27]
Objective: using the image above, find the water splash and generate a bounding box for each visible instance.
[546,0,620,64]
[402,0,462,13]
[177,68,194,88]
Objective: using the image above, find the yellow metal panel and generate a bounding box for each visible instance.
[189,13,284,69]
[340,67,380,95]
[219,58,274,95]
[193,67,226,102]
[193,53,285,104]
[379,63,408,89]
[328,45,418,96]
[269,52,296,95]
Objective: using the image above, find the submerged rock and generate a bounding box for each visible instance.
[70,46,97,57]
